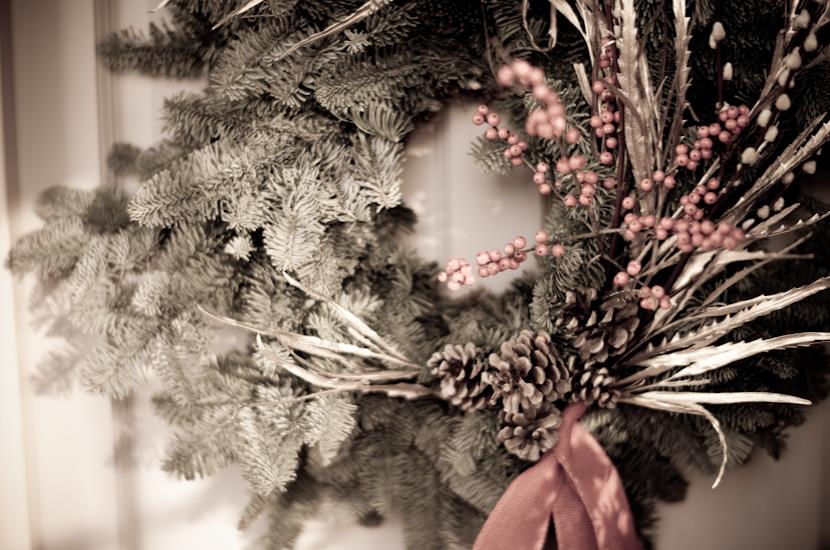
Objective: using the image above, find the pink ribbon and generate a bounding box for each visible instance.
[473,402,641,550]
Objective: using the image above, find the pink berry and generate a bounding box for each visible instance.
[663,175,676,189]
[533,172,547,185]
[564,194,578,208]
[652,170,665,182]
[485,128,498,140]
[477,105,490,115]
[478,266,489,277]
[600,151,614,164]
[535,244,549,256]
[489,250,502,262]
[437,271,448,282]
[511,157,523,166]
[590,115,602,128]
[497,65,515,86]
[538,183,552,195]
[639,179,653,192]
[656,228,669,240]
[534,230,549,244]
[626,260,641,276]
[704,192,717,204]
[472,114,485,125]
[566,128,580,144]
[569,155,586,170]
[551,244,566,258]
[603,177,616,189]
[497,128,510,140]
[504,244,515,255]
[513,236,527,249]
[613,272,630,286]
[651,285,666,299]
[507,134,519,145]
[622,196,636,210]
[536,162,549,173]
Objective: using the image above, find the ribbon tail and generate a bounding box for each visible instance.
[473,450,562,550]
[557,421,641,550]
[474,403,641,550]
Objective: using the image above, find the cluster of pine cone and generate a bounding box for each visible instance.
[427,294,633,461]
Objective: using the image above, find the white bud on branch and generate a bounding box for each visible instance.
[775,93,792,111]
[785,51,802,70]
[805,33,818,52]
[709,22,726,48]
[723,62,733,81]
[741,147,759,165]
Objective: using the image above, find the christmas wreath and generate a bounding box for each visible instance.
[9,0,830,548]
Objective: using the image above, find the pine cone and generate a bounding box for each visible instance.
[497,403,562,461]
[571,298,640,367]
[486,330,572,412]
[427,342,492,412]
[570,366,621,408]
[553,289,598,334]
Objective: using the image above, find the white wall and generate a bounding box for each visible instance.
[1,1,828,549]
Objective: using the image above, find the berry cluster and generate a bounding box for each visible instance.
[589,79,620,159]
[638,285,671,311]
[667,219,745,253]
[680,177,722,218]
[554,154,605,207]
[437,258,476,290]
[675,105,750,172]
[532,230,566,258]
[497,59,568,140]
[532,162,553,196]
[612,260,642,286]
[438,258,476,290]
[613,261,672,310]
[475,237,529,279]
[473,105,528,167]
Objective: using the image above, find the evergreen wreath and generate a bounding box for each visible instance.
[8,0,830,548]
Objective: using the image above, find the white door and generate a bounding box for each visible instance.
[2,1,829,549]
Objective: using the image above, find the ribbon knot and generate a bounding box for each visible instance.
[473,402,641,550]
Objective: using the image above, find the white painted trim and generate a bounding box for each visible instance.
[0,0,35,547]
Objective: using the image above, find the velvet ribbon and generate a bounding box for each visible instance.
[473,402,641,550]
